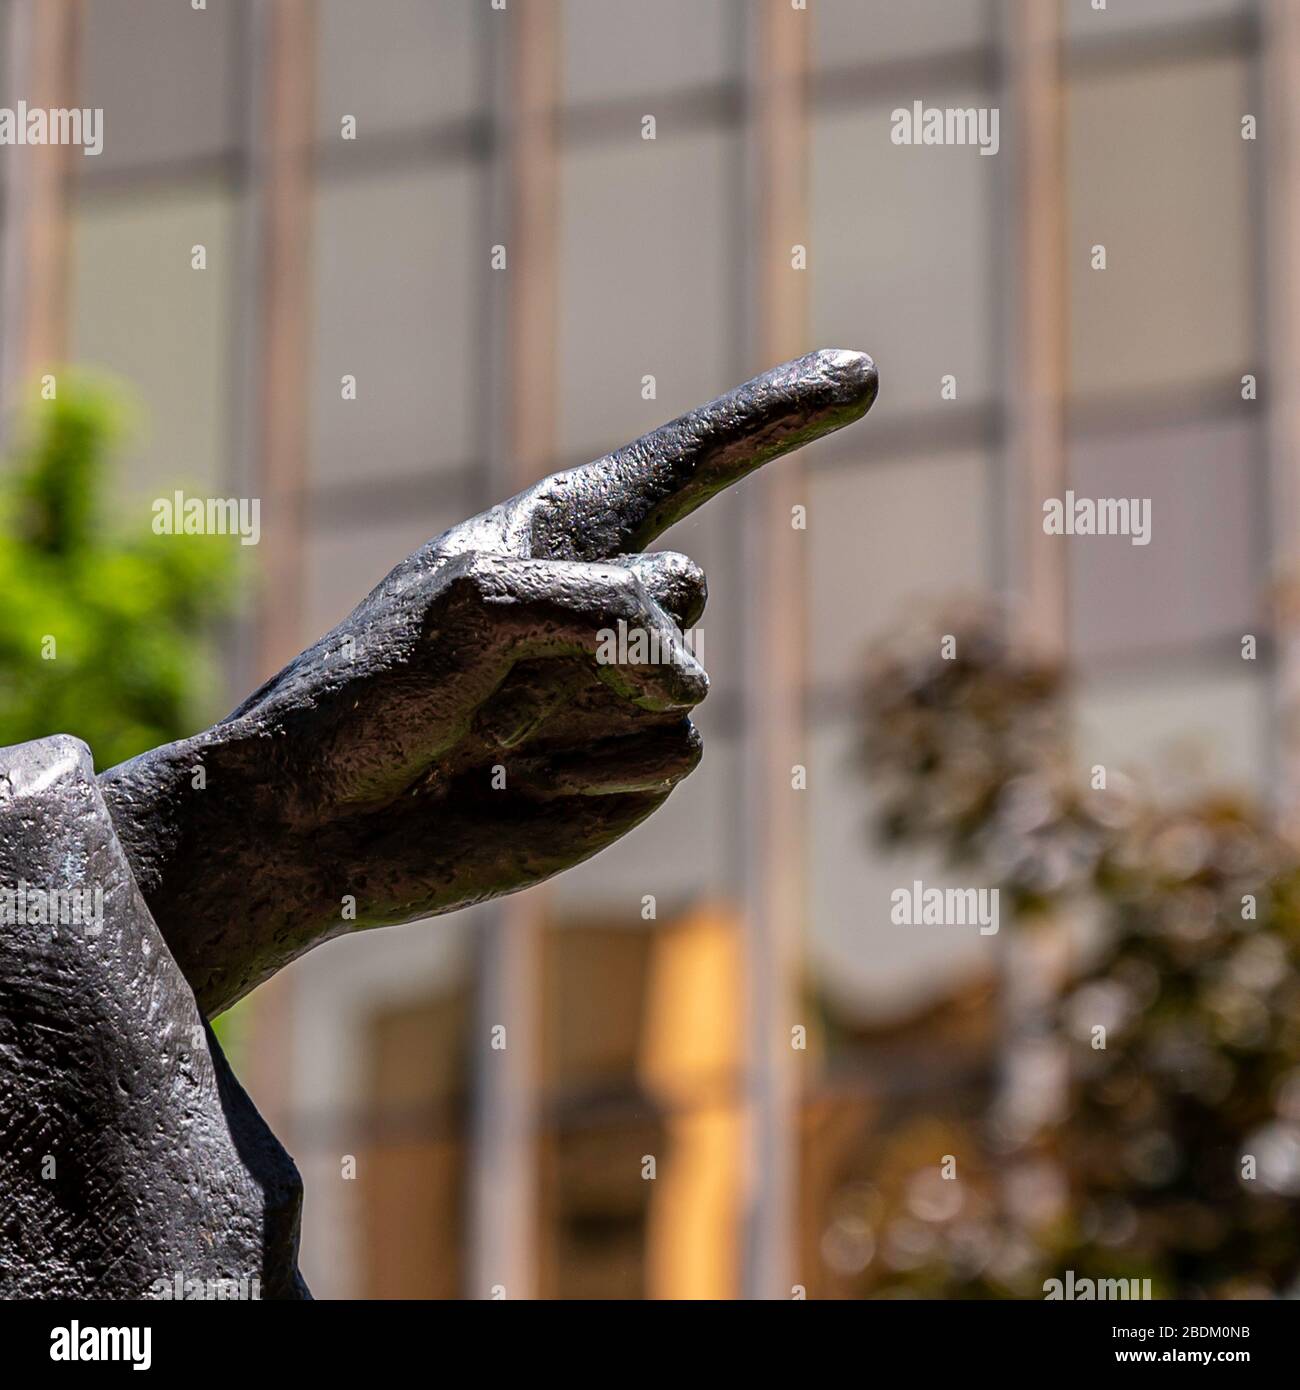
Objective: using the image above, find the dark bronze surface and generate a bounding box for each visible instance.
[0,737,308,1298]
[102,349,877,1017]
[0,350,876,1296]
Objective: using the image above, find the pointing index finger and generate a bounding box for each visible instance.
[510,348,878,561]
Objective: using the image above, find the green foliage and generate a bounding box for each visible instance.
[0,378,239,769]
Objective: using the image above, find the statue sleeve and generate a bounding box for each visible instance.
[0,735,308,1299]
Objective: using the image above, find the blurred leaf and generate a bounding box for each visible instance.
[0,376,240,769]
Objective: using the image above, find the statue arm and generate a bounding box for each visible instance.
[99,350,878,1018]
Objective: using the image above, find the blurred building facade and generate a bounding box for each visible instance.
[0,0,1288,1296]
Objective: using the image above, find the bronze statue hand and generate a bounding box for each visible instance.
[100,350,877,1016]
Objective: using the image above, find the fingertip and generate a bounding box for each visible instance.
[613,550,708,629]
[813,348,878,410]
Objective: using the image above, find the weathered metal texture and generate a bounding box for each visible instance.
[0,736,308,1299]
[0,350,875,1297]
[100,350,878,1018]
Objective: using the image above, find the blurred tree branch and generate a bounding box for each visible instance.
[855,610,1300,1298]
